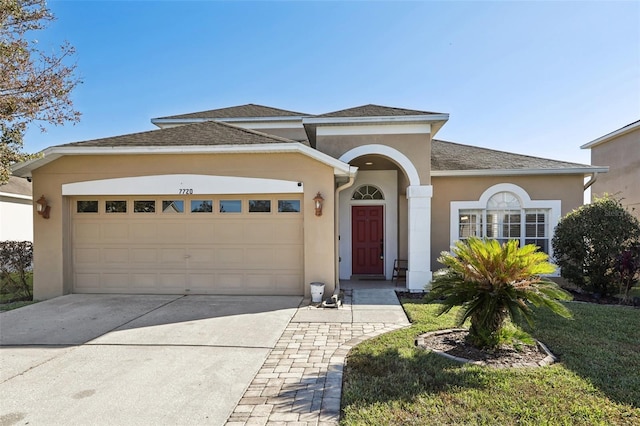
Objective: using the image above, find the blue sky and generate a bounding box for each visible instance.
[22,1,640,166]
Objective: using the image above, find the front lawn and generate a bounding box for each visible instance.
[341,300,640,425]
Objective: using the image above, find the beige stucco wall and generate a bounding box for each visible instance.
[316,133,431,184]
[590,128,640,218]
[31,152,336,300]
[431,175,585,269]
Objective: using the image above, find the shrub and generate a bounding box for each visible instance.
[617,242,640,302]
[0,241,33,302]
[552,196,640,297]
[427,238,572,349]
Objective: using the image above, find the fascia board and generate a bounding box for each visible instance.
[11,143,353,177]
[303,114,450,125]
[0,192,32,201]
[580,120,640,149]
[431,167,609,177]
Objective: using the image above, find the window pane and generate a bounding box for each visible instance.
[352,185,384,200]
[77,200,98,213]
[162,200,184,213]
[220,200,241,213]
[459,210,482,238]
[191,200,212,213]
[106,201,126,213]
[278,200,300,213]
[526,239,549,254]
[134,200,155,213]
[249,200,271,213]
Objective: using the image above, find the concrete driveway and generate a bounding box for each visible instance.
[0,294,301,426]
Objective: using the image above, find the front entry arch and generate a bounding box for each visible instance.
[351,205,384,275]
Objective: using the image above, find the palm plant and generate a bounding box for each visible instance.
[428,237,572,349]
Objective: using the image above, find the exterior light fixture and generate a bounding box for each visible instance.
[36,195,51,219]
[365,162,373,166]
[313,192,324,216]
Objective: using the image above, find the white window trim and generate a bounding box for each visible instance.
[450,183,561,274]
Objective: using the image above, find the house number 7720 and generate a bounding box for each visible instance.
[178,188,193,194]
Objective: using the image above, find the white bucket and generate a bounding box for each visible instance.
[310,282,325,303]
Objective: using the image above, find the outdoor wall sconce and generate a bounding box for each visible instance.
[36,195,51,219]
[314,192,324,216]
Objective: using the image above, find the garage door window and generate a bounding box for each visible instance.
[249,200,271,213]
[134,200,155,213]
[191,200,213,213]
[278,200,300,213]
[220,200,241,213]
[106,201,127,213]
[77,200,98,213]
[162,200,184,213]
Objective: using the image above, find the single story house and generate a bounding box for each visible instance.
[581,119,640,218]
[0,176,33,242]
[12,104,607,300]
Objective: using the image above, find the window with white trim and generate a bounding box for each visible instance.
[453,187,557,255]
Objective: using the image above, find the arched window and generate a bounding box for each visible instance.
[352,185,384,200]
[452,185,560,256]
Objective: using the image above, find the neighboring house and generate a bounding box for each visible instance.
[0,176,33,242]
[12,104,606,300]
[581,120,640,218]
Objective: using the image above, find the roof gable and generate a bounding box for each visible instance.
[58,120,306,148]
[581,119,640,149]
[431,139,602,173]
[315,104,443,118]
[155,104,310,120]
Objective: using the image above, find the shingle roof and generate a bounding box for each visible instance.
[431,139,594,171]
[58,120,307,147]
[314,104,443,118]
[156,104,310,120]
[0,176,32,196]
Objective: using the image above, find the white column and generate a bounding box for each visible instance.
[406,185,433,292]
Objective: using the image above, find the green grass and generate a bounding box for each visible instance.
[341,300,640,425]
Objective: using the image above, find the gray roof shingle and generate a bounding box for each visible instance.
[58,120,307,148]
[431,139,593,171]
[156,104,310,120]
[314,104,443,118]
[0,176,32,196]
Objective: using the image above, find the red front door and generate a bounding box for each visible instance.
[352,205,384,275]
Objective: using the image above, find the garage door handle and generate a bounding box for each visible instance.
[184,255,191,259]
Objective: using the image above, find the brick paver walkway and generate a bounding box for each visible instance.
[225,289,408,426]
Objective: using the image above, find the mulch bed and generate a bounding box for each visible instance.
[415,329,555,368]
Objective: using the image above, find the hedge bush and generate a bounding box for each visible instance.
[552,197,640,297]
[0,241,33,302]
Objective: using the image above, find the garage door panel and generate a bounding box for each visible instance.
[160,248,187,263]
[244,222,274,240]
[159,273,187,289]
[102,223,130,241]
[131,274,157,288]
[273,247,303,268]
[273,222,303,242]
[132,223,157,241]
[75,248,100,265]
[75,223,100,241]
[276,274,303,292]
[214,222,244,243]
[157,223,187,242]
[186,223,215,242]
[246,274,275,290]
[217,247,244,266]
[103,248,129,264]
[75,273,100,289]
[188,248,215,265]
[72,195,303,295]
[131,248,158,263]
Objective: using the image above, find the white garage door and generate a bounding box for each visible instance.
[71,195,304,295]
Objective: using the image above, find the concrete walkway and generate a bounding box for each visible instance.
[225,284,410,426]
